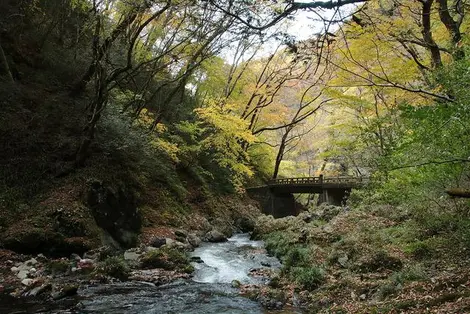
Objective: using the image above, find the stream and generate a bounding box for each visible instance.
[4,234,300,313]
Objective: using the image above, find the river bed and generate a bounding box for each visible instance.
[3,234,300,313]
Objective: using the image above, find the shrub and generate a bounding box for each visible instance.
[283,246,310,269]
[390,264,427,285]
[376,281,401,300]
[289,266,325,291]
[264,231,294,259]
[353,250,403,273]
[404,240,435,259]
[140,247,193,273]
[96,256,130,280]
[47,259,71,274]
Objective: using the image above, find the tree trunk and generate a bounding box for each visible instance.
[0,38,14,82]
[421,0,443,68]
[75,69,107,167]
[436,0,464,59]
[71,11,139,95]
[272,131,289,179]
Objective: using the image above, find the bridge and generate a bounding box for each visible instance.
[246,175,365,218]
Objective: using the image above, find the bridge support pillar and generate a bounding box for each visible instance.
[318,188,351,206]
[245,187,299,218]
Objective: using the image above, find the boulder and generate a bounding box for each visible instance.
[85,180,141,249]
[174,230,188,238]
[175,236,187,244]
[150,237,166,248]
[205,230,227,243]
[190,256,203,263]
[187,234,201,248]
[17,270,29,280]
[24,283,52,297]
[166,240,191,251]
[124,249,141,261]
[25,258,38,266]
[236,217,255,232]
[21,278,35,286]
[210,218,233,237]
[52,285,78,300]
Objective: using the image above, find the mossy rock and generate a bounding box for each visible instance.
[353,250,403,273]
[1,225,93,256]
[95,256,130,280]
[140,247,193,273]
[46,259,71,274]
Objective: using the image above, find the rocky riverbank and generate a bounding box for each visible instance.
[0,232,287,313]
[251,204,470,313]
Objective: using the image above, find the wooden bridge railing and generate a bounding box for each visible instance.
[268,175,364,186]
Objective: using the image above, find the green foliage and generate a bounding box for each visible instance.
[195,101,255,191]
[264,231,324,291]
[46,259,71,275]
[264,231,295,259]
[390,264,427,284]
[289,266,325,291]
[96,256,130,280]
[283,246,311,269]
[140,247,193,273]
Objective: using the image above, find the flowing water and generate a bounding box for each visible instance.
[4,234,300,313]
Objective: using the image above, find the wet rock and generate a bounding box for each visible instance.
[205,230,227,243]
[190,256,203,263]
[261,262,271,267]
[259,296,285,310]
[187,234,201,248]
[52,285,78,300]
[231,279,241,288]
[24,283,52,297]
[129,269,190,285]
[150,238,166,248]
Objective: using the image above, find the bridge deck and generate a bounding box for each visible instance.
[268,176,363,186]
[248,176,365,194]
